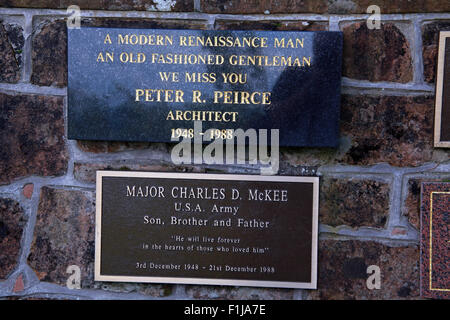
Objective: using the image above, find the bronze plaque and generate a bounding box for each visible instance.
[95,171,318,289]
[434,31,450,148]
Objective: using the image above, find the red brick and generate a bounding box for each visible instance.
[13,274,24,293]
[22,183,34,199]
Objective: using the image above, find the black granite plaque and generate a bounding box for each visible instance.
[95,171,318,288]
[435,31,450,148]
[68,28,342,147]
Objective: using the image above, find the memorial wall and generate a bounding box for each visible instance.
[0,1,449,301]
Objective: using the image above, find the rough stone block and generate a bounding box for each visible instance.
[320,177,390,228]
[28,187,96,288]
[340,94,434,167]
[31,19,67,87]
[305,240,419,299]
[0,198,26,280]
[0,93,68,185]
[0,21,24,83]
[341,22,413,83]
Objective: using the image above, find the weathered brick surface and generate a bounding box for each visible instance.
[28,187,96,288]
[339,95,434,167]
[306,240,419,300]
[185,285,293,300]
[0,198,26,280]
[421,21,450,83]
[320,177,390,228]
[215,19,328,31]
[2,0,194,11]
[201,0,450,14]
[341,22,413,83]
[73,161,205,184]
[0,21,24,83]
[0,93,68,185]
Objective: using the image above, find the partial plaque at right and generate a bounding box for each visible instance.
[420,182,449,299]
[434,31,450,148]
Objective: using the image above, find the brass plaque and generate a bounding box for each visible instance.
[95,171,318,289]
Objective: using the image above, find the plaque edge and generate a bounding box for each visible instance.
[94,170,319,289]
[434,31,450,148]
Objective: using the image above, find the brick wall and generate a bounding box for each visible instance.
[0,1,449,300]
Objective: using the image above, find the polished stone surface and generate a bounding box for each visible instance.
[68,28,342,147]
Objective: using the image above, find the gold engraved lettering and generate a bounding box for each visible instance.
[104,34,112,44]
[117,34,173,46]
[96,52,114,63]
[135,89,184,102]
[166,110,238,122]
[192,90,202,103]
[178,35,268,48]
[213,91,271,105]
[274,37,304,48]
[228,55,311,67]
